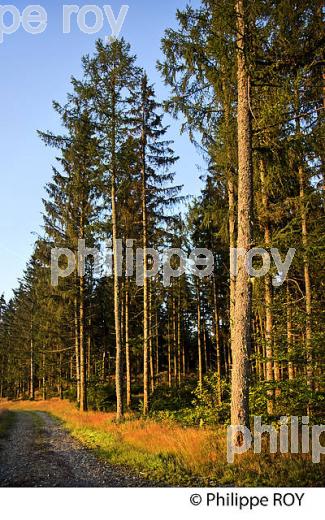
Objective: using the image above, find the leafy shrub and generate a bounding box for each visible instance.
[87,383,117,411]
[191,373,231,426]
[148,380,197,412]
[249,377,324,421]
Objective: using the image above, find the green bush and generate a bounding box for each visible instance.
[87,383,117,411]
[191,373,231,426]
[149,380,196,412]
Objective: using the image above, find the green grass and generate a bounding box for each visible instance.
[0,410,15,439]
[63,424,325,487]
[3,401,324,487]
[66,425,325,486]
[69,427,197,486]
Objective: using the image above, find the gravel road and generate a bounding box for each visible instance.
[0,411,152,487]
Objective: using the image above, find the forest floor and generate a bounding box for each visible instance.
[0,399,324,487]
[0,410,152,487]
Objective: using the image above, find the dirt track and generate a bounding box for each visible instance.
[0,411,151,487]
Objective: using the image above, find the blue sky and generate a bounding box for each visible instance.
[0,0,205,299]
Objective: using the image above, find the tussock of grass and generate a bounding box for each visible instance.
[1,399,324,486]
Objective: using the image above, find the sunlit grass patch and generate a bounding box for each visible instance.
[1,399,324,486]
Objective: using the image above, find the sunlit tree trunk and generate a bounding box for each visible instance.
[142,117,149,416]
[111,86,123,421]
[287,282,295,381]
[259,159,274,413]
[231,0,252,440]
[172,292,177,381]
[295,87,313,396]
[74,295,80,406]
[196,281,203,391]
[177,292,181,385]
[213,275,222,402]
[149,281,155,393]
[30,316,34,400]
[298,165,313,392]
[79,266,87,412]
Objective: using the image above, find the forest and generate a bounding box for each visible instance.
[0,0,324,486]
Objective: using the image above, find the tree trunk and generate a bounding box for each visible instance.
[125,278,131,409]
[287,282,295,381]
[228,176,236,373]
[259,159,274,413]
[172,292,177,382]
[142,121,149,415]
[298,165,313,392]
[295,88,313,396]
[149,281,155,393]
[30,318,34,400]
[74,295,80,405]
[87,315,91,381]
[213,275,222,402]
[196,281,203,391]
[42,352,46,400]
[177,291,181,385]
[222,79,236,379]
[167,316,172,388]
[231,0,252,440]
[112,176,123,420]
[79,271,87,412]
[110,81,123,421]
[155,306,159,377]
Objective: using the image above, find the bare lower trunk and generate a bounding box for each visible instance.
[125,279,131,408]
[196,282,203,391]
[182,319,186,378]
[295,87,313,396]
[287,282,295,381]
[149,281,155,393]
[222,72,236,378]
[259,159,274,413]
[74,296,80,405]
[298,165,313,392]
[167,317,172,387]
[112,179,123,420]
[172,293,177,381]
[228,175,236,374]
[155,307,159,377]
[213,275,222,403]
[79,273,87,412]
[30,320,34,400]
[58,353,63,400]
[177,292,181,385]
[42,352,46,400]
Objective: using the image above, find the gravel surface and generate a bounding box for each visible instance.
[0,411,153,487]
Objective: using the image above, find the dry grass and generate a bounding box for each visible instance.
[1,398,324,486]
[0,399,217,474]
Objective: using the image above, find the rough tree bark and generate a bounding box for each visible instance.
[125,278,131,409]
[231,0,253,440]
[196,281,203,391]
